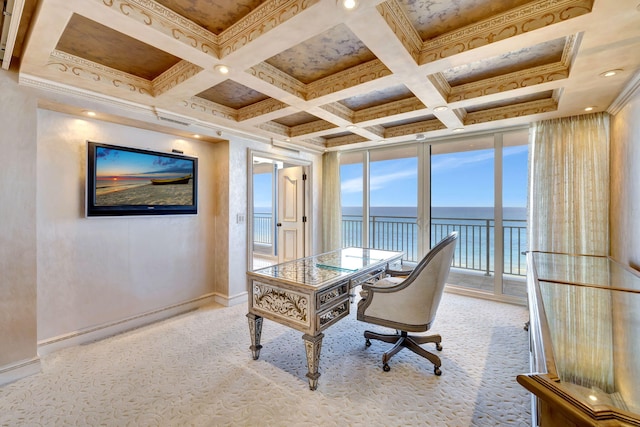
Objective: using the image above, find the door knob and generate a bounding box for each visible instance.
[276,223,282,227]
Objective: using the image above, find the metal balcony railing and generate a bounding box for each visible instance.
[253,213,527,276]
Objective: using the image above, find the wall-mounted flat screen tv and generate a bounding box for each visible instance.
[87,141,198,216]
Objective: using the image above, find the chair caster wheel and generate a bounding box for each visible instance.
[365,339,371,347]
[434,366,442,376]
[383,363,390,372]
[436,343,443,351]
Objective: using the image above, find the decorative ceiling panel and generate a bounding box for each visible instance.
[56,14,181,80]
[339,85,414,110]
[196,80,269,109]
[443,37,567,86]
[264,24,376,84]
[154,0,266,34]
[398,0,533,41]
[12,0,639,150]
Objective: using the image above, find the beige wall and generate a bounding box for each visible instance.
[0,71,38,368]
[35,110,220,341]
[0,67,322,383]
[610,87,640,268]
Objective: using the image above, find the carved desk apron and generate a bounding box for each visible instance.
[246,247,403,390]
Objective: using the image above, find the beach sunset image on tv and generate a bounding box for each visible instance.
[94,145,195,207]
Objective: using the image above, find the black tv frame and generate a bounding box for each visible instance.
[86,141,198,217]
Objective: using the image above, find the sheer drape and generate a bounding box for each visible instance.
[322,151,342,252]
[529,112,613,391]
[528,112,610,255]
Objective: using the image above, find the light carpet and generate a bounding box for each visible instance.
[0,293,531,426]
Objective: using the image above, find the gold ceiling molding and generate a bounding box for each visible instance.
[325,134,368,148]
[384,118,445,139]
[318,102,354,123]
[419,0,593,64]
[353,97,426,124]
[291,120,337,138]
[152,60,203,97]
[47,50,153,96]
[448,62,569,102]
[247,62,306,99]
[257,121,289,137]
[97,0,219,58]
[376,0,422,64]
[218,0,320,58]
[464,98,557,125]
[363,125,385,139]
[306,59,392,100]
[182,97,237,121]
[238,98,289,122]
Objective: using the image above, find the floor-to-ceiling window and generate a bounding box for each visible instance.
[339,128,528,302]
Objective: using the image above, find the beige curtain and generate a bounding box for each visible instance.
[529,112,613,392]
[322,151,342,252]
[528,112,610,255]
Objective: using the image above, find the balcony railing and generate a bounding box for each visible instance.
[253,213,527,276]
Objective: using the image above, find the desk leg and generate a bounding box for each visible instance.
[302,333,324,391]
[247,313,263,360]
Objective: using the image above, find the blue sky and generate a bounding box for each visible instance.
[253,145,528,209]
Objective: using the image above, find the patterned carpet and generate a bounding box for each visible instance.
[0,293,531,426]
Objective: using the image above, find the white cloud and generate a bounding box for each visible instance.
[341,169,417,193]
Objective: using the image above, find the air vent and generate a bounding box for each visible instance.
[157,115,190,127]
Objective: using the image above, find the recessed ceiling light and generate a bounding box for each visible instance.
[433,106,448,112]
[285,138,291,142]
[346,125,357,130]
[452,128,464,133]
[415,134,426,141]
[84,110,96,117]
[214,64,230,74]
[339,0,359,10]
[600,69,622,78]
[584,106,595,112]
[193,134,201,139]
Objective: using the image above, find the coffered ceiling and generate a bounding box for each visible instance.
[5,0,640,151]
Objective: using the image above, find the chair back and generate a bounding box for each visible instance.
[358,232,458,331]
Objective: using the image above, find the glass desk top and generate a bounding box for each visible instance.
[249,247,404,288]
[532,251,640,292]
[530,252,640,419]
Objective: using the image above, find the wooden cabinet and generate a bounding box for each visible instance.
[519,252,640,426]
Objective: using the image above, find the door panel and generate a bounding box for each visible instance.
[277,166,305,263]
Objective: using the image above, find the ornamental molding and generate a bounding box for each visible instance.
[98,0,219,58]
[376,0,422,63]
[319,102,354,122]
[325,134,368,147]
[384,119,446,138]
[47,50,153,96]
[448,62,569,102]
[218,0,319,57]
[419,0,593,64]
[306,59,392,100]
[252,281,309,328]
[247,62,306,99]
[464,98,558,125]
[353,97,426,123]
[238,98,288,121]
[364,125,385,138]
[183,96,237,121]
[258,121,290,136]
[291,120,337,137]
[153,60,203,97]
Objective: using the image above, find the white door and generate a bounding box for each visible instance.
[277,166,306,263]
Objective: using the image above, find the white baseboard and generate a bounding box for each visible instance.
[0,357,41,386]
[214,291,247,307]
[37,293,218,356]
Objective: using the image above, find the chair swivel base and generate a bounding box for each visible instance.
[364,330,443,375]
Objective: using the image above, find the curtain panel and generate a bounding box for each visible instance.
[322,151,342,252]
[528,112,610,256]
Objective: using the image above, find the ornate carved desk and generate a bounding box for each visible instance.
[519,252,640,426]
[246,247,403,390]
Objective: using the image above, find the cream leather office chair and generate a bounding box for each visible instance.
[357,232,458,375]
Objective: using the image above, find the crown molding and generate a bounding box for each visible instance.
[608,70,640,116]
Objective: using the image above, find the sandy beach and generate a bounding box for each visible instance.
[96,181,194,206]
